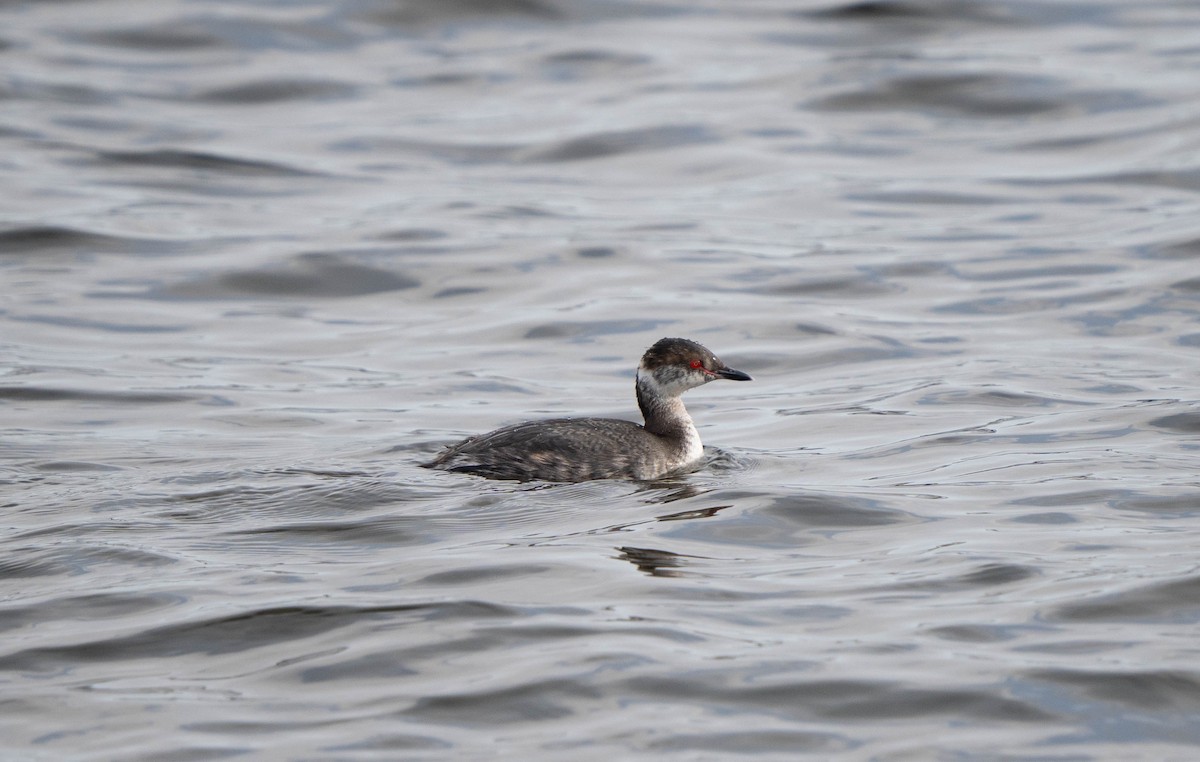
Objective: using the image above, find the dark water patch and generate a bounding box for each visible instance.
[362,0,564,27]
[934,288,1125,315]
[917,388,1068,408]
[195,79,358,104]
[2,80,111,105]
[1013,128,1159,153]
[776,604,853,623]
[908,422,1133,452]
[435,378,536,395]
[1027,668,1200,712]
[621,675,1053,723]
[807,0,954,21]
[390,71,488,88]
[958,563,1038,586]
[813,73,1063,117]
[1141,237,1200,260]
[233,518,430,547]
[1008,511,1077,525]
[162,253,419,299]
[755,274,900,298]
[0,555,74,580]
[662,491,912,550]
[330,136,519,164]
[1010,489,1127,509]
[803,0,1027,26]
[789,138,903,157]
[1016,640,1128,656]
[92,148,318,178]
[419,564,550,586]
[32,461,123,473]
[523,319,668,341]
[89,148,319,180]
[794,321,838,335]
[1051,574,1200,624]
[472,621,698,648]
[376,227,448,242]
[624,221,698,233]
[646,730,851,754]
[0,386,213,405]
[814,72,1150,119]
[759,493,909,528]
[927,624,1028,643]
[405,679,599,724]
[1081,383,1143,395]
[379,615,663,669]
[110,744,249,762]
[541,49,648,65]
[1008,168,1200,193]
[576,246,616,258]
[475,203,559,219]
[0,601,515,673]
[179,717,342,736]
[1070,302,1182,338]
[1170,276,1200,293]
[77,23,225,51]
[299,652,416,683]
[957,263,1121,282]
[1148,411,1200,433]
[1098,168,1200,192]
[325,733,450,753]
[0,225,170,256]
[433,286,487,298]
[519,124,714,163]
[0,592,180,633]
[1108,493,1200,516]
[884,563,1038,593]
[539,49,651,81]
[779,1,1025,48]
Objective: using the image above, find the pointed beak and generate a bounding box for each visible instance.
[717,367,752,381]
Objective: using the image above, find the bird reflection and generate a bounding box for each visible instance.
[636,483,707,503]
[617,545,693,577]
[656,504,729,522]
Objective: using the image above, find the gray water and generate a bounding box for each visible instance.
[4,0,1200,759]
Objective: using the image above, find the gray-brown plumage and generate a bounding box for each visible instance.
[422,337,751,482]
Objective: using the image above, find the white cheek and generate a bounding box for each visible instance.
[638,366,711,397]
[664,376,699,395]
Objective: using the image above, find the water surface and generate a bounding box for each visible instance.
[4,0,1200,758]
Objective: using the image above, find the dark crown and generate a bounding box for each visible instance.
[640,337,720,372]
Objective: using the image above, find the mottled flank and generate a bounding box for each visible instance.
[426,418,656,481]
[423,337,751,482]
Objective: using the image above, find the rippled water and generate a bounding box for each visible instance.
[5,0,1200,758]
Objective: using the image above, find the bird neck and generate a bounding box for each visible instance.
[636,372,696,437]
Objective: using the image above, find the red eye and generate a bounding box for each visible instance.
[690,359,703,369]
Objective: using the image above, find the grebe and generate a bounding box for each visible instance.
[422,337,751,482]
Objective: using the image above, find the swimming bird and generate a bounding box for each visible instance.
[422,337,751,482]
